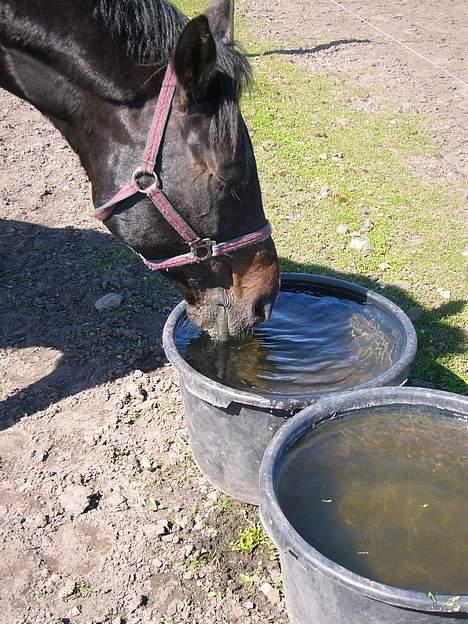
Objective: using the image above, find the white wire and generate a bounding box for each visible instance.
[328,0,468,89]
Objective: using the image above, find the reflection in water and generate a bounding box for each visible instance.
[175,291,402,397]
[278,407,468,594]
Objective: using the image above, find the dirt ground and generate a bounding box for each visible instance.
[242,0,468,179]
[0,2,466,623]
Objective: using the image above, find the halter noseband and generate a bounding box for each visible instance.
[94,64,272,271]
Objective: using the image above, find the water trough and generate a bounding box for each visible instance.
[163,273,417,505]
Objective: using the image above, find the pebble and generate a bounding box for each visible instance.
[319,152,328,160]
[152,558,163,570]
[349,237,371,254]
[392,280,411,290]
[59,580,77,601]
[436,287,451,301]
[378,262,391,271]
[124,381,146,401]
[154,519,170,536]
[59,484,92,516]
[94,293,123,312]
[316,185,331,200]
[262,139,276,150]
[244,601,255,611]
[336,223,350,235]
[259,582,281,605]
[27,513,49,529]
[128,594,147,613]
[106,492,128,511]
[166,600,178,617]
[361,218,374,232]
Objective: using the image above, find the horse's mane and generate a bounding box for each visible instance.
[93,0,188,65]
[93,0,252,149]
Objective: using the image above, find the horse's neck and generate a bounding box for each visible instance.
[0,0,161,203]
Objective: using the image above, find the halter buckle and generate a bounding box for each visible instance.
[191,238,216,261]
[133,167,160,194]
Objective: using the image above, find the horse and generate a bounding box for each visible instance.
[0,0,280,340]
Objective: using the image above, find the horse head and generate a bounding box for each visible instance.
[0,0,280,340]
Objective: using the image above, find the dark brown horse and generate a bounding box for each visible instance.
[0,0,279,339]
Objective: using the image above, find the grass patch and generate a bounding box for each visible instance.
[173,0,467,392]
[231,522,267,554]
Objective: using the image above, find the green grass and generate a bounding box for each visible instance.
[230,522,267,554]
[172,1,467,392]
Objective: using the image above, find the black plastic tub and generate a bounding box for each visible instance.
[260,387,468,623]
[163,273,417,505]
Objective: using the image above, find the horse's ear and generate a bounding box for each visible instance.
[173,15,217,99]
[205,0,233,42]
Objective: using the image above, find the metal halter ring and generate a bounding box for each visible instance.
[191,238,216,261]
[132,168,160,194]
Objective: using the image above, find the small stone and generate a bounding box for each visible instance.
[336,223,350,236]
[27,513,49,529]
[361,218,374,232]
[319,152,328,160]
[124,382,145,401]
[244,601,255,610]
[392,280,411,290]
[128,595,147,613]
[107,492,128,510]
[166,600,178,617]
[349,237,371,254]
[155,519,170,536]
[436,287,451,301]
[378,262,391,271]
[262,139,276,150]
[94,293,123,312]
[259,582,281,605]
[69,606,81,617]
[316,185,331,200]
[59,580,77,601]
[59,484,92,516]
[152,558,163,570]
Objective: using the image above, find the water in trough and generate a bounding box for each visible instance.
[277,406,468,594]
[175,290,403,397]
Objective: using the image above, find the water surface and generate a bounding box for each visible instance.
[175,290,402,397]
[277,406,468,594]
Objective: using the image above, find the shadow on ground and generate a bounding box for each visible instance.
[247,38,371,58]
[0,220,465,431]
[0,219,178,430]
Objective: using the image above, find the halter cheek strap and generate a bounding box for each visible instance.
[94,64,272,271]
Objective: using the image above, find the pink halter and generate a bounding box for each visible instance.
[94,64,272,271]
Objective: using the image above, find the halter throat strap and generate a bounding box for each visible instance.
[93,64,272,271]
